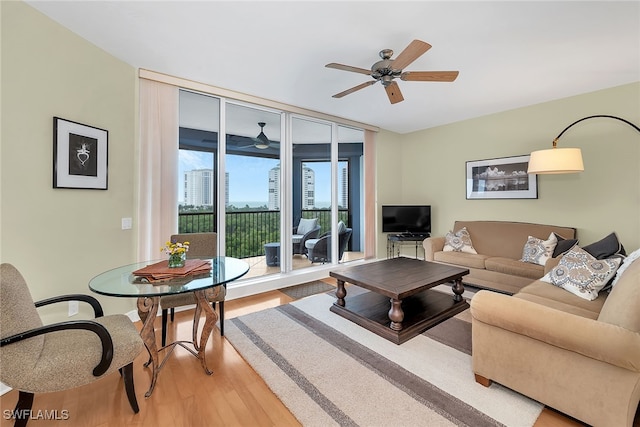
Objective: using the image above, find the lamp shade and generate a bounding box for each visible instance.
[527,148,584,174]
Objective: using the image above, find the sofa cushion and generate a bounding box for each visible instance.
[540,246,621,301]
[583,232,626,259]
[520,233,557,266]
[433,251,489,270]
[443,227,477,254]
[552,233,579,258]
[598,256,640,332]
[452,221,576,259]
[296,217,318,235]
[517,280,607,319]
[485,257,544,280]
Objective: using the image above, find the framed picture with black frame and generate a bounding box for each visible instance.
[466,154,537,199]
[53,117,108,190]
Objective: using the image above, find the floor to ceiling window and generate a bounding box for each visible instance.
[224,103,282,275]
[178,90,219,234]
[177,88,365,284]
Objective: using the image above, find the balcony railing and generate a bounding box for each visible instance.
[178,209,349,259]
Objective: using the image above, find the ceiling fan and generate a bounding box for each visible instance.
[252,122,271,149]
[325,39,459,104]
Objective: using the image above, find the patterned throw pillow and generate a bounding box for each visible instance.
[520,232,558,266]
[540,246,621,301]
[443,227,477,254]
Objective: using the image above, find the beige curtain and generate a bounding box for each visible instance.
[364,129,376,259]
[137,79,179,261]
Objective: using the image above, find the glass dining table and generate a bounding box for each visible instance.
[88,256,249,397]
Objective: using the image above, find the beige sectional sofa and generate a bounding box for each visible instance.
[423,220,576,294]
[470,253,640,427]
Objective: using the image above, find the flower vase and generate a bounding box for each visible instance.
[168,252,186,268]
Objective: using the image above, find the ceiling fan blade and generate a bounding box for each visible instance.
[325,63,371,75]
[392,39,432,70]
[400,71,459,82]
[332,80,377,98]
[384,81,404,104]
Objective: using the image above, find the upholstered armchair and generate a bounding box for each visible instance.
[0,263,143,427]
[292,218,321,256]
[305,221,353,264]
[159,232,224,344]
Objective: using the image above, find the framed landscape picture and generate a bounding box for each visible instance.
[466,155,537,199]
[53,117,108,189]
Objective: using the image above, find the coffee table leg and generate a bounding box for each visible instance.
[335,280,346,307]
[388,298,404,331]
[452,279,465,302]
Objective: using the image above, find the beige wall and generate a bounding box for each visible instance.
[376,82,640,257]
[1,2,138,320]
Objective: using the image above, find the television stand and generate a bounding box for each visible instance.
[386,233,430,259]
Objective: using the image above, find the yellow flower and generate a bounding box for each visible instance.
[161,241,190,255]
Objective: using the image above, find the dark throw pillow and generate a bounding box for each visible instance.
[582,232,626,260]
[552,233,578,258]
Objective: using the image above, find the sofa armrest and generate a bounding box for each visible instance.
[471,290,640,372]
[423,237,445,261]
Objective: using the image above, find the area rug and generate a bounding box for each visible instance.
[280,280,335,300]
[225,291,543,427]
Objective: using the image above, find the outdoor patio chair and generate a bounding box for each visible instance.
[305,221,353,264]
[292,217,321,256]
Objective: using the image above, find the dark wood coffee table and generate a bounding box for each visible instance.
[329,257,469,344]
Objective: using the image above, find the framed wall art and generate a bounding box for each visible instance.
[466,155,537,199]
[53,117,108,189]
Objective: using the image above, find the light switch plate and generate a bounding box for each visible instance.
[121,217,132,230]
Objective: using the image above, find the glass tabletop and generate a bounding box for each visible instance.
[88,257,249,298]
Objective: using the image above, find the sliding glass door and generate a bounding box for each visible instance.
[178,89,365,284]
[224,103,282,276]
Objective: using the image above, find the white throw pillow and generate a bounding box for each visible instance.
[520,232,558,266]
[540,246,621,301]
[443,227,477,254]
[610,247,640,289]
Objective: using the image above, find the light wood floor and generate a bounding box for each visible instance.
[0,281,621,427]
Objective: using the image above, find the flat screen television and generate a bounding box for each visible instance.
[382,205,431,234]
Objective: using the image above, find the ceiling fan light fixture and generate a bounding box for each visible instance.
[253,122,270,149]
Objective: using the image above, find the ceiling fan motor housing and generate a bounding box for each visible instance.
[371,49,402,85]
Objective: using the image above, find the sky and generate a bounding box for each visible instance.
[179,151,333,206]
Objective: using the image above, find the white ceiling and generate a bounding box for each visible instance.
[26,1,640,134]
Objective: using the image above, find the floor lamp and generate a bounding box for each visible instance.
[527,114,640,174]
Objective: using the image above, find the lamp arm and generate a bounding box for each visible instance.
[553,115,640,147]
